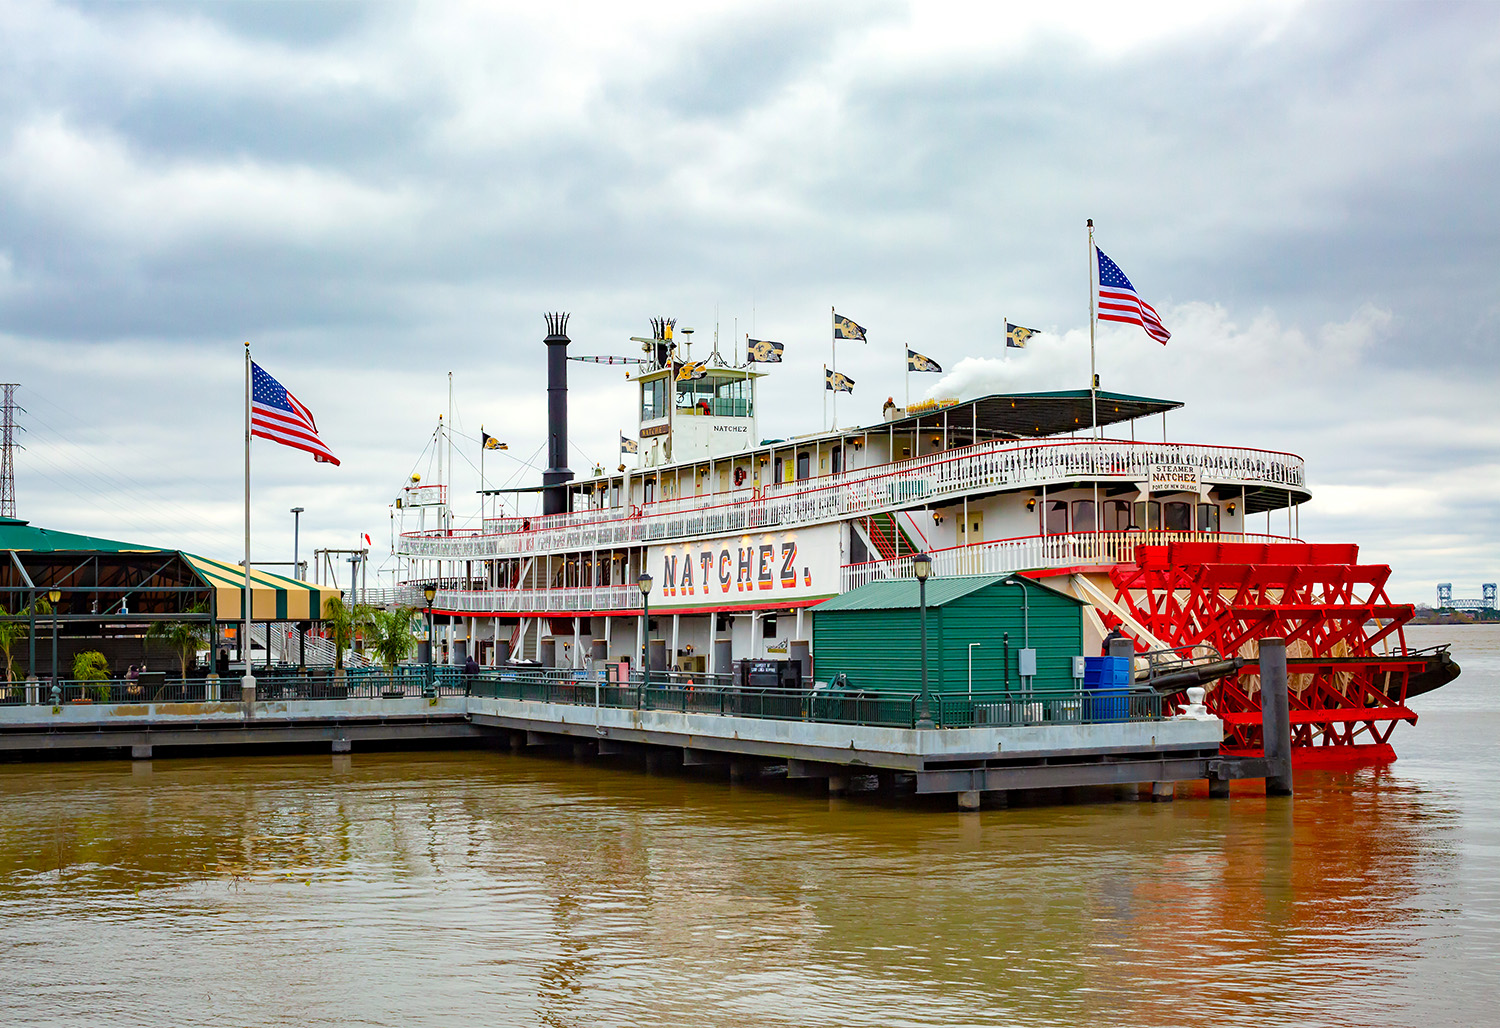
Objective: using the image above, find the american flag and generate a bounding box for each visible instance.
[1095,247,1170,344]
[251,361,340,465]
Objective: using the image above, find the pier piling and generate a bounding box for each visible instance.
[1259,637,1295,796]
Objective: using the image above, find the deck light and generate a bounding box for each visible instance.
[912,553,933,728]
[46,589,62,689]
[637,572,654,698]
[1026,498,1036,512]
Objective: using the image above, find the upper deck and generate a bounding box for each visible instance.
[399,433,1308,561]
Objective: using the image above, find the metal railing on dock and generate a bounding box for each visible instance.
[1,665,1164,730]
[466,668,1162,730]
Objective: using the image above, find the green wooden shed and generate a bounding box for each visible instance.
[811,574,1086,694]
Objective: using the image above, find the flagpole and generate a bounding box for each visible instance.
[243,341,255,702]
[822,364,828,432]
[1088,219,1098,439]
[480,424,486,524]
[830,307,838,431]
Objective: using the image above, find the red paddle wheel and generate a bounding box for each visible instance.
[1106,542,1421,768]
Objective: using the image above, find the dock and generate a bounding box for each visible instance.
[0,640,1297,810]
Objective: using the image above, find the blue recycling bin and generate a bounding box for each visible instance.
[1083,656,1130,722]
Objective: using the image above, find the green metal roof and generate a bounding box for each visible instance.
[816,573,1087,612]
[0,517,157,553]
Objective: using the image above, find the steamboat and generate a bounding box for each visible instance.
[393,313,1456,767]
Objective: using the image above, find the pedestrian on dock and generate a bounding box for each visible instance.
[1102,626,1127,655]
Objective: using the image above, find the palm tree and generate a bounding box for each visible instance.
[0,597,50,685]
[363,606,419,670]
[321,595,371,674]
[146,602,211,678]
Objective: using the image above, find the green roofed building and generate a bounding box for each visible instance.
[811,574,1086,694]
[0,517,339,680]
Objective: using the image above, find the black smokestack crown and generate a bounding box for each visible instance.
[542,312,573,516]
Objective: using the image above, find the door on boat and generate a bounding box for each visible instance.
[958,511,984,574]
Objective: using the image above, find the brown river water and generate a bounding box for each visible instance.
[1,623,1496,1027]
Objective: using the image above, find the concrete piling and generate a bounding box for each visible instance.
[956,790,981,811]
[1259,637,1295,797]
[130,744,152,760]
[331,738,351,754]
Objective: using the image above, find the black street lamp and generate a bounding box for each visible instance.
[47,589,61,688]
[423,582,437,693]
[912,554,933,728]
[637,571,653,697]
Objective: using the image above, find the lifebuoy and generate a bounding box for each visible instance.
[734,467,747,486]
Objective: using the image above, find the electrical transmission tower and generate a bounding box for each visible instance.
[0,384,18,519]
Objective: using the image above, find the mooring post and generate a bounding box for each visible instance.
[1259,636,1294,796]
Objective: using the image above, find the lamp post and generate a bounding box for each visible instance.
[637,571,653,698]
[291,508,305,669]
[913,553,933,728]
[423,581,437,694]
[290,507,305,580]
[47,589,61,688]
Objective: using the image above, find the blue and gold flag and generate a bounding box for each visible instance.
[833,313,867,342]
[825,368,855,393]
[746,338,784,363]
[1006,323,1039,349]
[675,360,708,382]
[620,434,638,454]
[907,349,943,373]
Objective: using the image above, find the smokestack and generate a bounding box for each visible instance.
[542,312,573,516]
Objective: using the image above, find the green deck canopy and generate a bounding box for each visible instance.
[0,518,337,621]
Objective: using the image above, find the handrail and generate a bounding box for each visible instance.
[400,438,1308,559]
[840,530,1303,590]
[394,530,1301,613]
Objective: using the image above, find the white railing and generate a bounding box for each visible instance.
[402,438,1307,561]
[397,583,641,614]
[390,531,1301,616]
[840,530,1303,590]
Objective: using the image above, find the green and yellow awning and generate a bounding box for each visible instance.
[184,554,339,621]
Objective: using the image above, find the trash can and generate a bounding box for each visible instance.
[1083,656,1130,722]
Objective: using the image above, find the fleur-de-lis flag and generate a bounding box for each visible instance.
[907,349,943,373]
[620,434,639,454]
[675,360,708,382]
[825,368,856,393]
[833,313,867,341]
[746,338,784,363]
[1006,323,1039,349]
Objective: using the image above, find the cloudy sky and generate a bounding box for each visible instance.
[1,0,1496,602]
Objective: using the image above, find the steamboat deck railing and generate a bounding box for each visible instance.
[393,529,1301,614]
[399,438,1306,560]
[840,530,1303,591]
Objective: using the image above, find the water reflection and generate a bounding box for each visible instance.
[0,627,1495,1028]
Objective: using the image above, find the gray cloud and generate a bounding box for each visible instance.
[0,0,1496,600]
